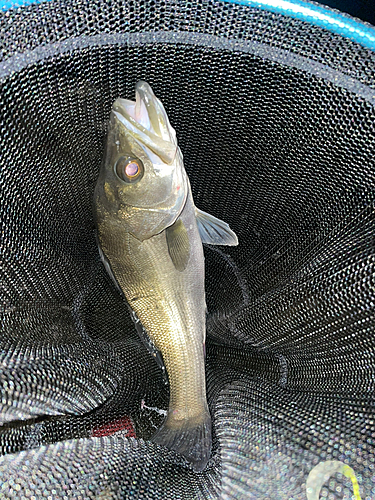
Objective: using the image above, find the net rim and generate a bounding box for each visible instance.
[1,0,375,52]
[1,31,374,106]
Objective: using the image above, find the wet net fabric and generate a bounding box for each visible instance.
[1,0,375,498]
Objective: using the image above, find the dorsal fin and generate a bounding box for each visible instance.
[195,208,238,246]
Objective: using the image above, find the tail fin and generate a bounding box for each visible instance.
[151,411,212,471]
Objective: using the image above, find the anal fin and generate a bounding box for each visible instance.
[97,240,123,294]
[97,237,167,384]
[130,309,168,385]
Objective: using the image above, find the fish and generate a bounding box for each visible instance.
[93,81,238,471]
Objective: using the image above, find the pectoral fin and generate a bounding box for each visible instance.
[195,208,238,246]
[166,218,190,272]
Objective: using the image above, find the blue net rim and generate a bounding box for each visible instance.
[225,0,375,51]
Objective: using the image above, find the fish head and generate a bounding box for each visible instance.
[94,81,188,240]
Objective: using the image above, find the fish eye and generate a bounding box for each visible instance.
[115,156,144,183]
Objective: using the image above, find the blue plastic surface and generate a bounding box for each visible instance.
[1,0,374,52]
[223,0,375,50]
[1,0,52,10]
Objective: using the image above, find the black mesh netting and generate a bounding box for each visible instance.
[0,0,375,498]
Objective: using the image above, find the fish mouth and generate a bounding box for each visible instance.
[112,81,178,165]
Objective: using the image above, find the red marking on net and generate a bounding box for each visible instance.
[92,416,136,438]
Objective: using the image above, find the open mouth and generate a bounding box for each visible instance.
[111,82,178,165]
